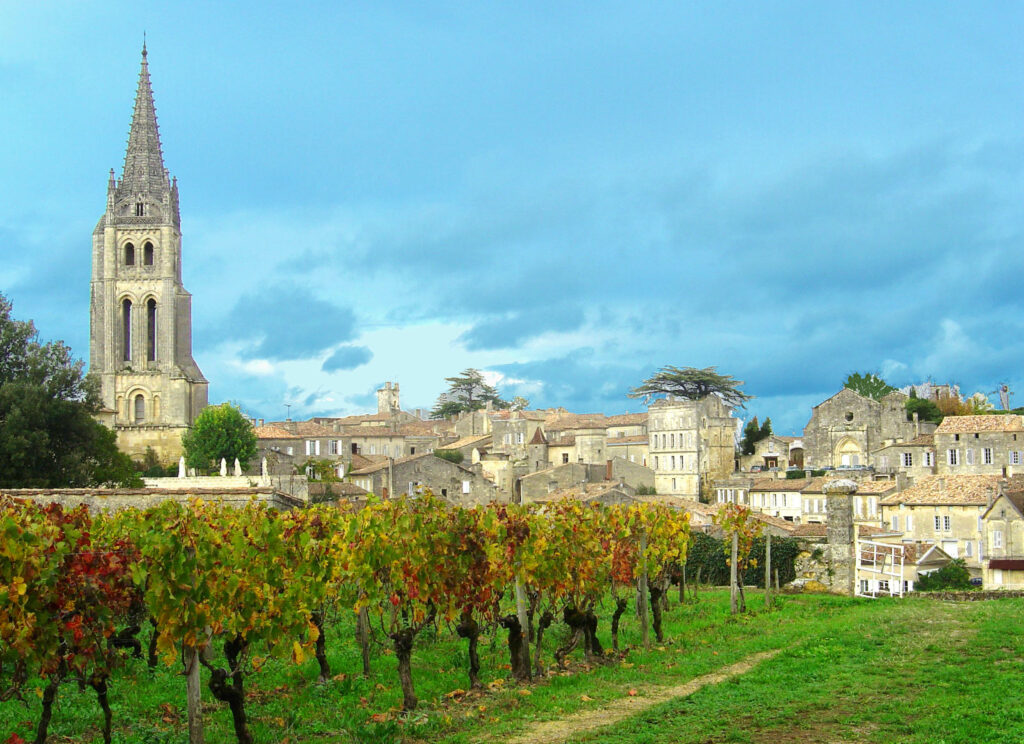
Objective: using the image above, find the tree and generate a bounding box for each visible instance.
[181,403,257,472]
[0,294,139,488]
[843,372,895,401]
[740,417,762,456]
[914,558,973,591]
[906,396,943,425]
[509,395,530,411]
[429,369,507,419]
[628,366,752,408]
[433,449,464,464]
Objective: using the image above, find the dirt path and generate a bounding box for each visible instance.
[502,648,783,744]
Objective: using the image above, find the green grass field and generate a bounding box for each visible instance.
[4,590,1022,743]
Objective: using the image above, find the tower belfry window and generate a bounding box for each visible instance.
[121,299,132,361]
[134,394,145,423]
[135,202,144,216]
[124,243,135,265]
[146,299,157,362]
[143,242,154,266]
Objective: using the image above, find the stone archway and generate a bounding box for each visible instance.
[834,437,863,467]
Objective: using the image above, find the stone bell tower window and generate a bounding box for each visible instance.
[146,299,157,362]
[143,242,154,265]
[134,393,145,423]
[135,202,144,216]
[121,299,132,361]
[124,243,135,265]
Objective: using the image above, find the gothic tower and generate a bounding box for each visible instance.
[90,45,208,462]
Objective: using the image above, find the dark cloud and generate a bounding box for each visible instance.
[459,306,585,351]
[217,286,357,360]
[321,345,373,372]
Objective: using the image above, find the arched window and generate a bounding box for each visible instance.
[134,394,145,423]
[670,433,675,448]
[124,243,135,265]
[143,242,154,266]
[121,299,132,361]
[146,299,157,362]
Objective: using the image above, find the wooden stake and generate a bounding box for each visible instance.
[185,645,204,744]
[730,532,738,615]
[764,532,772,609]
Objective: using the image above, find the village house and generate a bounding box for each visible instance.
[980,478,1024,589]
[879,475,1003,575]
[749,478,806,522]
[932,415,1024,477]
[737,434,800,472]
[346,452,501,505]
[856,540,954,596]
[801,478,894,527]
[872,434,936,480]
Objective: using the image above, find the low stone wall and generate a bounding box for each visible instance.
[906,590,1024,601]
[2,487,303,513]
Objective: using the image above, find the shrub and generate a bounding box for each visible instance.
[433,449,464,464]
[915,558,974,591]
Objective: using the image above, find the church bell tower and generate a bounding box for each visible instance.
[89,44,208,462]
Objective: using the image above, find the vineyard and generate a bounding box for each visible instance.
[0,493,733,744]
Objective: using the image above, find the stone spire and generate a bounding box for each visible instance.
[120,42,170,196]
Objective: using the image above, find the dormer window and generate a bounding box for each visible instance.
[143,242,154,266]
[135,202,144,216]
[124,243,135,265]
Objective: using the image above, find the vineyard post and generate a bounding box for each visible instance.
[185,646,204,744]
[730,532,738,616]
[356,606,373,677]
[638,531,650,649]
[514,575,532,680]
[764,532,772,609]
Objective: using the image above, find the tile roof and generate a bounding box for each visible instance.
[547,435,576,447]
[875,434,935,450]
[349,452,433,475]
[533,482,633,503]
[260,420,336,437]
[255,424,301,440]
[791,523,892,538]
[605,413,648,426]
[879,475,1002,506]
[445,434,493,450]
[798,477,896,496]
[750,478,809,492]
[934,414,1024,434]
[607,434,649,445]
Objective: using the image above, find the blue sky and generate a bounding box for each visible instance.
[2,2,1023,434]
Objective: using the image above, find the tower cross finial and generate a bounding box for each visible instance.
[142,31,147,56]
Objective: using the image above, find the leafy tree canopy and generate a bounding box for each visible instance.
[628,366,752,409]
[430,368,507,419]
[433,449,464,464]
[843,372,895,401]
[914,558,974,591]
[0,294,139,488]
[739,416,773,455]
[181,402,258,471]
[509,396,530,412]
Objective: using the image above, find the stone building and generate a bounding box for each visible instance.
[802,388,931,469]
[933,415,1024,477]
[872,434,936,480]
[346,452,501,505]
[737,434,799,472]
[648,395,735,499]
[879,474,1003,574]
[90,46,208,461]
[981,478,1024,588]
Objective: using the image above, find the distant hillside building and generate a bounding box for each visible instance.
[89,46,207,462]
[648,396,735,499]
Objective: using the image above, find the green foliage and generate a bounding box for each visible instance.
[430,368,507,419]
[302,458,341,481]
[740,415,772,455]
[685,532,801,587]
[843,372,896,401]
[433,448,464,464]
[181,402,257,472]
[906,396,943,424]
[785,469,807,479]
[0,294,140,488]
[628,365,752,409]
[914,558,974,591]
[635,484,658,495]
[509,396,530,411]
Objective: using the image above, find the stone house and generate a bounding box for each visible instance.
[737,435,798,473]
[346,452,501,506]
[712,476,754,508]
[255,421,346,476]
[532,482,638,507]
[879,475,1003,574]
[605,434,649,467]
[872,434,936,480]
[802,388,932,469]
[749,478,806,522]
[649,395,736,499]
[801,477,894,527]
[933,415,1024,477]
[490,411,547,462]
[981,479,1024,589]
[857,540,953,596]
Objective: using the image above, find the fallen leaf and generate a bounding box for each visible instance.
[518,689,532,696]
[580,695,594,702]
[627,689,638,697]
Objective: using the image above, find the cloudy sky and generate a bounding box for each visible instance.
[2,2,1023,434]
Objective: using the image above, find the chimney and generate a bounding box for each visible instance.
[258,419,264,427]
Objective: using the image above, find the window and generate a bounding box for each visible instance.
[286,446,293,456]
[934,515,941,531]
[1010,451,1022,466]
[879,579,890,593]
[653,456,658,469]
[948,449,959,466]
[891,515,899,530]
[135,202,144,216]
[943,515,951,531]
[965,449,975,465]
[859,579,869,594]
[143,242,154,265]
[562,453,569,464]
[965,541,972,557]
[329,440,339,455]
[983,448,993,465]
[925,451,935,467]
[134,393,145,423]
[902,452,913,467]
[146,299,157,362]
[671,478,677,490]
[121,298,132,361]
[845,412,854,422]
[954,434,960,442]
[462,480,471,494]
[906,514,913,531]
[124,243,135,265]
[994,568,1003,585]
[671,455,676,470]
[994,530,1004,549]
[516,432,524,444]
[670,433,675,448]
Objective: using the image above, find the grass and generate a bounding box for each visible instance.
[2,590,1022,743]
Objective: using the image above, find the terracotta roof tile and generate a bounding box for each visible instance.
[879,475,1002,506]
[935,415,1024,434]
[607,434,648,445]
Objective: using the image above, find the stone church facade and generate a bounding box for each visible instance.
[89,46,208,462]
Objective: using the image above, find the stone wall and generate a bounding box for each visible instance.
[4,487,302,513]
